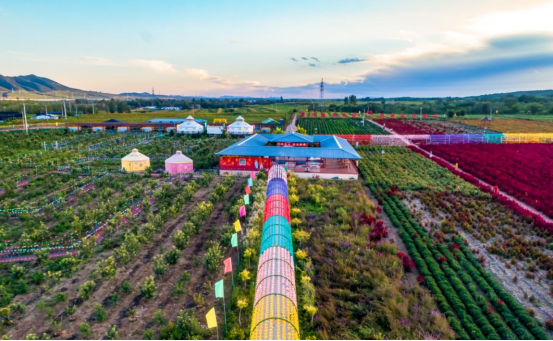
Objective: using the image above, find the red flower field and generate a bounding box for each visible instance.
[374,119,469,135]
[424,143,553,218]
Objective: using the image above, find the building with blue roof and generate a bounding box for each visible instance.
[216,132,361,180]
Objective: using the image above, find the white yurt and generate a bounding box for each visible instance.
[227,116,253,135]
[177,116,204,134]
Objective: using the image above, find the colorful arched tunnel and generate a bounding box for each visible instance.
[250,165,299,340]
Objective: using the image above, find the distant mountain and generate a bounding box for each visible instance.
[0,74,75,92]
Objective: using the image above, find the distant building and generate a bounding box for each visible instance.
[31,114,59,120]
[176,116,204,134]
[160,106,182,111]
[0,112,21,122]
[148,118,207,125]
[227,116,253,135]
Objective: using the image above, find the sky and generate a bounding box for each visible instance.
[1,0,553,98]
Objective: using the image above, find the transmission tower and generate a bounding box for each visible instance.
[319,78,324,111]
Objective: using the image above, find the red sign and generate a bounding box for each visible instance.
[352,113,357,117]
[342,113,347,117]
[332,113,337,117]
[321,112,326,117]
[401,114,406,118]
[433,114,437,118]
[301,112,305,117]
[311,112,316,117]
[390,113,395,118]
[411,114,416,118]
[379,113,384,118]
[422,114,427,119]
[277,142,308,147]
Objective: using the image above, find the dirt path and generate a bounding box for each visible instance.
[359,176,419,281]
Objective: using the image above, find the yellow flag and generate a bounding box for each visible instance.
[234,219,241,232]
[454,163,459,169]
[206,307,217,328]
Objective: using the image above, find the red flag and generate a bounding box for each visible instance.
[379,113,384,118]
[224,257,232,274]
[401,113,405,118]
[245,185,251,194]
[422,114,428,119]
[390,113,395,118]
[411,114,416,118]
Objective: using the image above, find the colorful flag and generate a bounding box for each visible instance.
[244,194,250,205]
[206,308,217,328]
[224,257,232,274]
[254,161,259,169]
[247,177,253,187]
[250,171,256,179]
[234,219,242,232]
[245,185,251,194]
[215,279,224,298]
[231,233,238,247]
[239,205,246,217]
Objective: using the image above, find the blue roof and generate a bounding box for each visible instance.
[215,133,362,159]
[148,118,207,124]
[270,132,314,143]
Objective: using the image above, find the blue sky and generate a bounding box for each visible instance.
[1,0,553,98]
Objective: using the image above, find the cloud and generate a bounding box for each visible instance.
[271,33,553,97]
[82,56,120,66]
[131,59,176,73]
[310,57,319,62]
[185,68,260,87]
[301,57,308,60]
[308,63,317,67]
[337,57,366,64]
[290,57,298,62]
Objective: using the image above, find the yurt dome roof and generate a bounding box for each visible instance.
[165,150,193,163]
[122,148,150,161]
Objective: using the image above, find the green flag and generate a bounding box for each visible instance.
[244,194,250,205]
[215,279,224,298]
[231,233,238,247]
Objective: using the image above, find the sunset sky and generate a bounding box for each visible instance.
[2,0,553,98]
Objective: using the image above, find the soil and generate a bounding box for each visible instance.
[402,194,553,322]
[3,177,246,340]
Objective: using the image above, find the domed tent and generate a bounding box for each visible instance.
[227,116,253,135]
[121,148,150,172]
[177,115,204,134]
[165,150,193,174]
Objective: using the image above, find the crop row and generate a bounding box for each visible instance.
[358,147,548,339]
[297,118,388,135]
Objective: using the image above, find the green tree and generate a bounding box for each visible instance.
[204,241,224,273]
[152,254,168,277]
[105,325,118,340]
[171,230,190,250]
[96,256,116,279]
[79,322,92,339]
[140,276,157,299]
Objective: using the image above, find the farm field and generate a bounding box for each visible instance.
[460,119,553,133]
[0,104,293,126]
[422,143,553,219]
[297,118,388,135]
[374,119,493,135]
[358,146,552,337]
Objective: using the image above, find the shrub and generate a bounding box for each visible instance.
[93,302,107,322]
[140,276,157,299]
[79,322,92,339]
[105,325,118,340]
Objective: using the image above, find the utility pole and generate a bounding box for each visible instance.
[63,101,67,119]
[420,107,422,120]
[22,103,29,135]
[92,101,95,115]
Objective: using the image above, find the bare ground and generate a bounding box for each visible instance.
[3,177,245,340]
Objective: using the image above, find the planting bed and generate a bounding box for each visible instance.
[423,143,553,219]
[297,118,388,135]
[358,146,552,338]
[461,119,553,133]
[290,177,454,339]
[374,119,491,135]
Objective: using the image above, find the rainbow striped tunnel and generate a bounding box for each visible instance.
[250,165,299,340]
